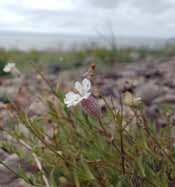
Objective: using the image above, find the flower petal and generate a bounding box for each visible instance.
[82,79,91,92]
[82,92,91,100]
[74,81,84,95]
[64,92,78,104]
[64,91,81,107]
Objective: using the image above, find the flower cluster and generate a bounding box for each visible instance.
[3,63,20,77]
[3,63,16,73]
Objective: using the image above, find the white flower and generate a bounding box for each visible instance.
[64,78,91,107]
[3,63,16,73]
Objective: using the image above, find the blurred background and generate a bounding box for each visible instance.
[0,0,175,50]
[0,0,175,72]
[0,0,175,94]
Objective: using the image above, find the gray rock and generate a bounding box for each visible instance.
[153,94,175,104]
[135,81,163,104]
[0,149,8,160]
[0,154,20,185]
[144,105,160,121]
[1,178,28,187]
[0,78,23,101]
[116,78,136,93]
[0,153,37,187]
[119,70,137,78]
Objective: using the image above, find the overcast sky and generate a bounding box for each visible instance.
[0,0,175,38]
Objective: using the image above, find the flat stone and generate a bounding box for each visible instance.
[135,81,163,104]
[153,94,175,104]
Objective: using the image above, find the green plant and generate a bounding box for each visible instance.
[1,64,175,187]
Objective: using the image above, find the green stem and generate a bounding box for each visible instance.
[119,93,125,175]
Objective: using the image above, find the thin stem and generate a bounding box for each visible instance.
[98,118,120,153]
[17,112,95,180]
[119,128,125,175]
[119,93,125,175]
[141,112,175,165]
[33,153,50,187]
[20,140,50,187]
[0,159,42,187]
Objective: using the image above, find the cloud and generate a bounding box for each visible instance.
[86,0,121,9]
[21,0,76,11]
[0,0,175,37]
[130,0,174,13]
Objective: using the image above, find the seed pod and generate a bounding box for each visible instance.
[81,95,101,118]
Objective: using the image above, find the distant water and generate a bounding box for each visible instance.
[0,31,171,51]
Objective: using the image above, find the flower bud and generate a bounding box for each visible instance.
[81,95,101,118]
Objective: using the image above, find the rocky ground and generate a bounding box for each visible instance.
[0,58,175,186]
